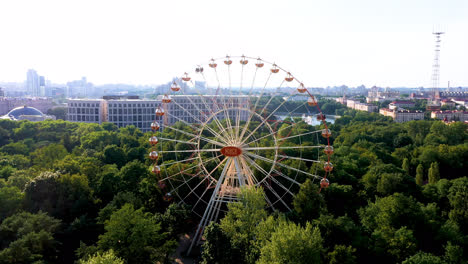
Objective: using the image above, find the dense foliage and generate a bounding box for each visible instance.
[0,100,466,263]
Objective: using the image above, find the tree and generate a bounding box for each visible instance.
[428,162,440,184]
[402,252,445,264]
[24,171,97,223]
[327,245,357,264]
[0,127,10,147]
[154,203,190,237]
[0,211,61,264]
[47,107,67,120]
[359,193,426,263]
[201,223,237,264]
[447,177,468,232]
[103,145,126,168]
[98,203,177,264]
[219,187,268,264]
[293,179,326,221]
[257,222,323,264]
[416,164,424,186]
[102,122,118,132]
[402,158,410,175]
[118,160,149,193]
[31,143,68,169]
[444,242,464,264]
[0,186,24,221]
[78,250,124,264]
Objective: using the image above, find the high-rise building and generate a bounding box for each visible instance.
[0,87,4,97]
[26,69,40,96]
[67,77,92,98]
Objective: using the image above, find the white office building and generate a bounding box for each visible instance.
[67,95,250,132]
[161,95,250,126]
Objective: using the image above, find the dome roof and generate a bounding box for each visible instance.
[6,106,44,119]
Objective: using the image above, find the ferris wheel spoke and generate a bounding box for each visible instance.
[233,157,246,187]
[177,158,225,206]
[277,130,323,142]
[212,67,236,141]
[242,155,286,210]
[240,89,308,145]
[243,145,321,151]
[239,93,289,145]
[158,137,197,145]
[267,175,295,196]
[245,152,322,180]
[188,156,232,254]
[234,62,247,141]
[163,125,225,148]
[243,121,288,146]
[168,169,205,198]
[272,169,302,186]
[159,154,223,182]
[159,156,199,167]
[257,82,284,117]
[238,73,273,141]
[178,176,211,205]
[276,155,321,163]
[159,148,220,154]
[170,98,231,145]
[238,155,257,186]
[189,78,236,143]
[239,156,274,208]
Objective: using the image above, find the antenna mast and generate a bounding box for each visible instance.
[431,31,444,101]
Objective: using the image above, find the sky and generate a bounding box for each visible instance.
[0,0,467,88]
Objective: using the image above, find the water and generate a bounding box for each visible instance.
[278,113,337,126]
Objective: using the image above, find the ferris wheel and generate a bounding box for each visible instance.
[148,55,333,253]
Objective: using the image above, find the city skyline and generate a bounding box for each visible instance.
[0,0,467,88]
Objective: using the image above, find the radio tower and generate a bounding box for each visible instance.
[431,31,444,101]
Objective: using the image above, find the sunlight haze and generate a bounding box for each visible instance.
[0,0,467,87]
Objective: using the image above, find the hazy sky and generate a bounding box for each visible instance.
[0,0,467,88]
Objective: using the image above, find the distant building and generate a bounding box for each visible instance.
[367,86,400,102]
[379,108,424,123]
[0,87,4,97]
[354,103,378,112]
[26,69,40,97]
[345,99,377,112]
[335,96,347,105]
[0,97,54,115]
[0,106,55,121]
[67,95,250,132]
[431,110,468,122]
[161,95,250,126]
[68,96,158,131]
[439,91,468,100]
[440,99,456,108]
[389,101,416,110]
[67,77,93,98]
[451,99,468,108]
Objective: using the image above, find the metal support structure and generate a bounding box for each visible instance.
[431,31,444,101]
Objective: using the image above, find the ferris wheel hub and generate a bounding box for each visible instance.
[220,146,243,157]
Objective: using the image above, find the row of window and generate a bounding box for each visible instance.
[108,103,156,108]
[69,102,100,107]
[68,108,99,114]
[108,115,154,122]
